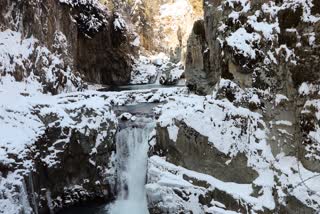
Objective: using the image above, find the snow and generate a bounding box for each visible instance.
[274,154,320,210]
[0,26,118,211]
[226,28,261,59]
[219,0,320,69]
[167,125,179,142]
[159,0,192,18]
[298,82,320,95]
[0,73,186,168]
[130,55,160,84]
[130,53,175,85]
[147,155,264,213]
[276,45,296,62]
[0,172,33,214]
[271,120,293,126]
[1,0,320,210]
[59,0,104,10]
[113,13,127,32]
[159,62,185,85]
[301,99,320,161]
[0,30,35,73]
[247,15,280,40]
[150,52,169,66]
[59,0,107,37]
[0,85,118,167]
[154,90,277,210]
[275,94,289,106]
[0,29,83,94]
[130,34,140,47]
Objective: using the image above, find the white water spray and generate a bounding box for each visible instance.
[109,123,153,214]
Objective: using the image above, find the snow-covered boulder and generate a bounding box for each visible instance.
[0,91,118,213]
[148,84,320,213]
[159,62,185,85]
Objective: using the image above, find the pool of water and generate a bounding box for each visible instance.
[57,204,108,214]
[97,84,184,92]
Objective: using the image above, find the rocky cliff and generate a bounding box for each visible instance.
[149,0,320,213]
[185,0,320,171]
[0,91,119,213]
[0,0,135,87]
[186,0,320,94]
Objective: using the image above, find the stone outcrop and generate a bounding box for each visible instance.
[0,93,118,213]
[29,103,117,213]
[185,19,213,94]
[150,87,319,213]
[186,0,320,94]
[154,121,258,184]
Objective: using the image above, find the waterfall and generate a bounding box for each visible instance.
[109,122,153,214]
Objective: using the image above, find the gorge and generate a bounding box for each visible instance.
[1,0,320,214]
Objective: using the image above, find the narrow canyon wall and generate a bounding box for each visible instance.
[185,0,320,170]
[0,0,134,87]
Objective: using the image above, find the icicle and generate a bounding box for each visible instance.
[28,173,38,214]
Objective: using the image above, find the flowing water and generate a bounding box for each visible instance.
[108,120,154,214]
[59,85,160,214]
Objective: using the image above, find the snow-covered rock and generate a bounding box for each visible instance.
[148,80,320,213]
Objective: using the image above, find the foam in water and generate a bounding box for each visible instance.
[109,124,153,214]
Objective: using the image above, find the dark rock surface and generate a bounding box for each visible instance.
[28,105,117,213]
[154,121,258,184]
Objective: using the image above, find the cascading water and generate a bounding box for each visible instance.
[109,121,154,214]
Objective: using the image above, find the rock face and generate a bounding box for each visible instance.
[185,0,320,170]
[186,0,320,94]
[0,93,118,213]
[184,0,320,172]
[0,0,134,86]
[3,0,320,213]
[185,19,213,94]
[30,102,117,213]
[155,121,258,184]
